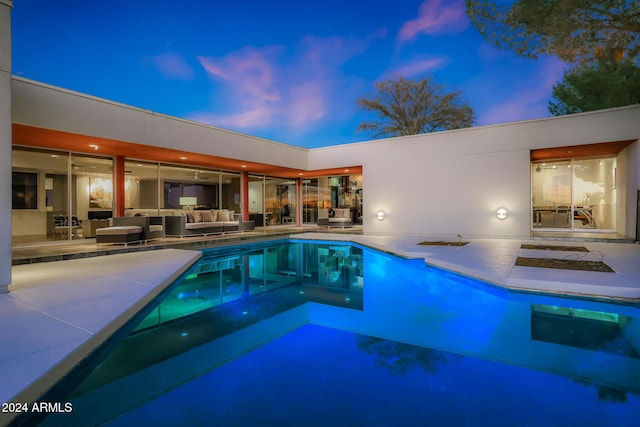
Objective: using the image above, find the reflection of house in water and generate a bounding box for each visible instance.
[54,243,639,426]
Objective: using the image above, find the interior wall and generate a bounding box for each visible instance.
[139,180,158,209]
[0,1,12,291]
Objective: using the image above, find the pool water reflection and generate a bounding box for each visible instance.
[41,239,640,426]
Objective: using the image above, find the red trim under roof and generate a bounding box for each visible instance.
[12,124,361,178]
[530,140,635,162]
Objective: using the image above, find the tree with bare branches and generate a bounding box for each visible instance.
[357,76,475,138]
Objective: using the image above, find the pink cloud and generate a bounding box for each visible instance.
[398,0,468,42]
[149,53,195,80]
[287,82,327,127]
[190,106,275,129]
[393,57,447,77]
[190,32,379,133]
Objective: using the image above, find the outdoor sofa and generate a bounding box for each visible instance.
[163,209,243,237]
[95,215,165,245]
[317,208,353,228]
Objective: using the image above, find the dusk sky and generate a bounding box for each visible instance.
[11,0,568,148]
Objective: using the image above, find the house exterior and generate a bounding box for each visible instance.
[1,1,639,292]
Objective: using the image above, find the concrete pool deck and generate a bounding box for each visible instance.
[0,249,201,426]
[298,233,640,302]
[1,232,639,425]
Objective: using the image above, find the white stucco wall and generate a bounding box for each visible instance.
[8,72,640,241]
[0,1,13,292]
[309,107,640,238]
[11,77,309,170]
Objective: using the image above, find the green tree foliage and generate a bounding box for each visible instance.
[357,76,475,138]
[466,0,640,64]
[549,59,640,115]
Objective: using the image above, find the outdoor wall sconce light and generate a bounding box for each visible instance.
[376,210,385,221]
[496,207,508,220]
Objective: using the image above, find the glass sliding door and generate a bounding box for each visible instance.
[12,149,70,243]
[532,157,617,231]
[125,161,160,212]
[264,177,297,226]
[221,172,241,214]
[72,155,114,239]
[572,158,616,231]
[248,175,265,226]
[532,161,572,229]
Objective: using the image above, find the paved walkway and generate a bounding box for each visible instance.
[0,249,201,426]
[296,233,640,301]
[1,232,639,425]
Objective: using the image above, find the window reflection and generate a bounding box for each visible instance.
[133,242,364,333]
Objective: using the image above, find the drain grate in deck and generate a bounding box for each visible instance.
[515,257,614,272]
[418,241,469,247]
[521,244,589,252]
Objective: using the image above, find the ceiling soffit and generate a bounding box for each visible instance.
[12,124,361,178]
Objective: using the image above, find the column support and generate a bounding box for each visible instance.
[0,0,14,293]
[115,156,125,217]
[242,171,249,221]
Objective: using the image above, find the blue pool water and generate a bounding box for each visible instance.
[106,324,639,427]
[40,239,640,426]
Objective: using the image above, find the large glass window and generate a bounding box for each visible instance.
[160,165,218,210]
[12,148,114,244]
[125,161,159,211]
[264,177,296,226]
[302,174,362,225]
[247,175,298,227]
[12,171,38,209]
[12,149,70,242]
[221,172,241,213]
[248,175,265,226]
[532,157,617,231]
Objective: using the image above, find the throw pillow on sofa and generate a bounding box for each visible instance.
[217,210,230,221]
[199,211,213,222]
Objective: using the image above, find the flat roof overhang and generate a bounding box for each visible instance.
[530,140,636,162]
[12,124,362,178]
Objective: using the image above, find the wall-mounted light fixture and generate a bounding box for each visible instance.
[496,207,508,220]
[376,210,385,221]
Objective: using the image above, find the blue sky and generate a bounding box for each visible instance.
[11,0,567,148]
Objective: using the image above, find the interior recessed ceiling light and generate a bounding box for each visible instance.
[180,156,187,160]
[137,164,143,166]
[299,173,303,176]
[51,155,59,159]
[241,165,247,168]
[89,144,99,150]
[344,169,349,172]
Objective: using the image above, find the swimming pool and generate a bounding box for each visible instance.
[40,239,640,426]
